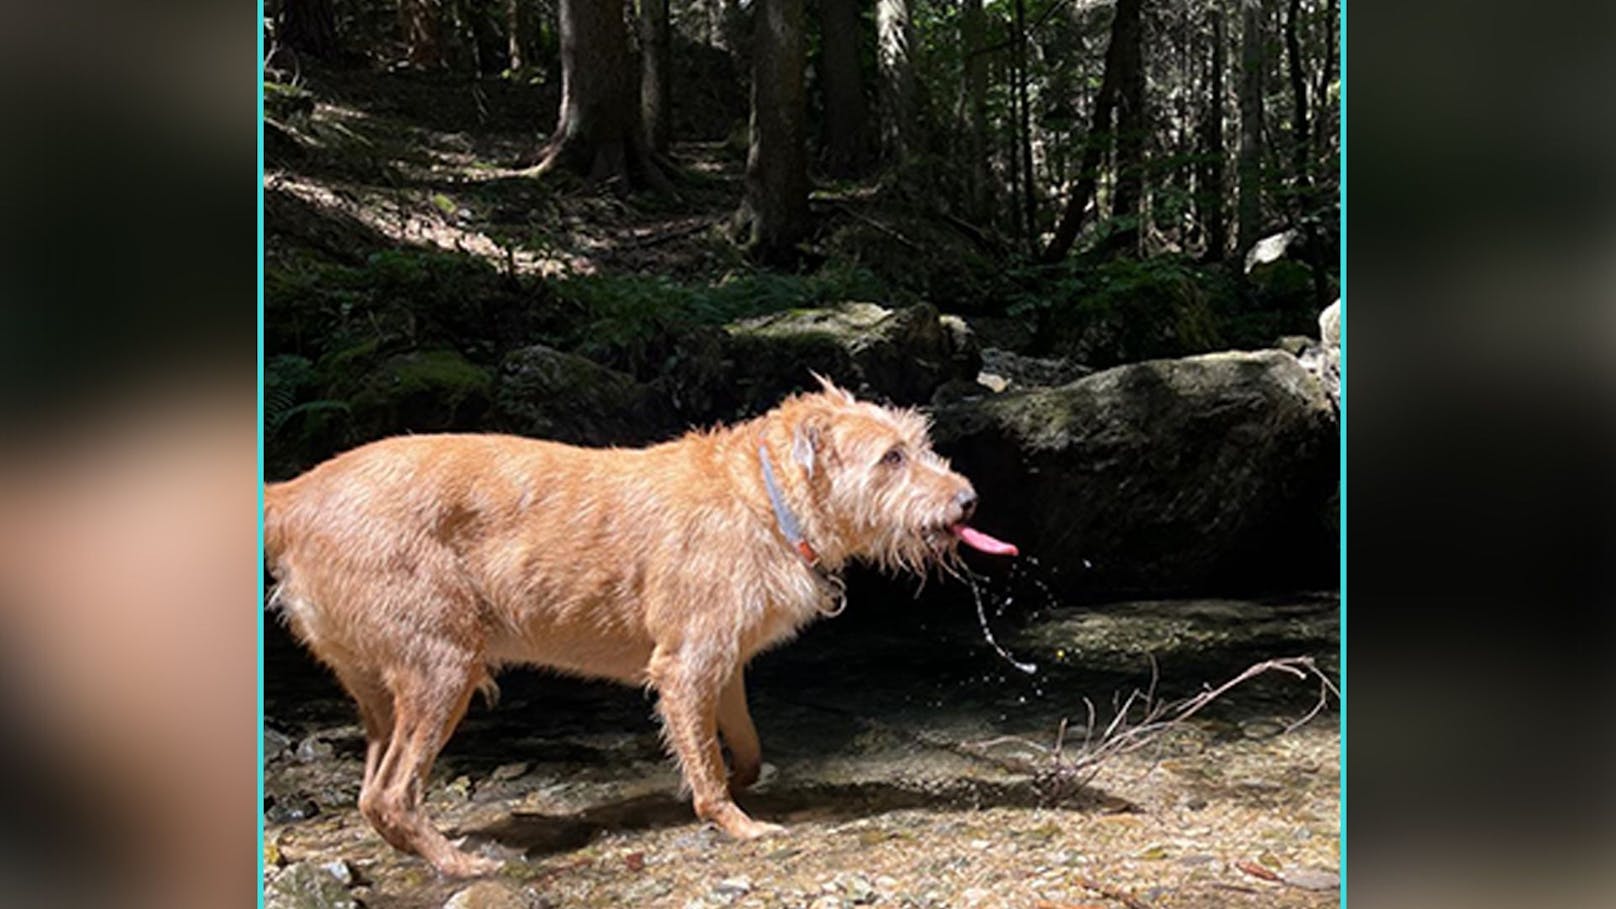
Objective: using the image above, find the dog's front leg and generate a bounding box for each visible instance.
[650,645,783,840]
[718,669,763,794]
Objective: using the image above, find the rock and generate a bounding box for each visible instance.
[317,860,354,887]
[265,861,357,909]
[265,795,319,823]
[841,873,877,904]
[264,727,294,762]
[1299,300,1341,408]
[492,344,674,445]
[1282,868,1341,890]
[978,347,1092,391]
[489,762,530,782]
[294,735,332,763]
[933,350,1338,595]
[724,302,977,411]
[443,881,532,909]
[961,887,992,906]
[350,350,494,435]
[713,876,753,898]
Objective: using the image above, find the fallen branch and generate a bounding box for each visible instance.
[965,656,1339,804]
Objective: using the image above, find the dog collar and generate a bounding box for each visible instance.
[758,443,819,565]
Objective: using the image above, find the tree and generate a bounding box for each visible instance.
[959,0,989,218]
[1012,0,1035,246]
[640,0,672,153]
[1236,0,1266,252]
[876,0,915,161]
[1198,0,1229,260]
[1040,0,1131,262]
[1284,0,1309,185]
[1107,0,1146,255]
[278,0,339,60]
[400,0,444,68]
[540,0,668,189]
[737,0,810,262]
[819,0,869,177]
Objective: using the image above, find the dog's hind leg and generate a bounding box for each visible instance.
[333,666,393,795]
[360,654,498,878]
[717,669,763,794]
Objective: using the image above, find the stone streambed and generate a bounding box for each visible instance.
[265,594,1340,908]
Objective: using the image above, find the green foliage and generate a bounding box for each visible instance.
[552,265,886,375]
[1005,256,1227,366]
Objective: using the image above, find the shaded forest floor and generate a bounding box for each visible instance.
[267,595,1340,909]
[266,67,992,299]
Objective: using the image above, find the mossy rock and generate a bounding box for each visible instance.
[349,349,494,437]
[724,301,978,413]
[492,344,674,446]
[933,350,1338,596]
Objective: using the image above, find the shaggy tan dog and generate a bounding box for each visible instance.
[265,379,1014,876]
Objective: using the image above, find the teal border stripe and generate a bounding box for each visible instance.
[257,0,267,902]
[1337,0,1348,905]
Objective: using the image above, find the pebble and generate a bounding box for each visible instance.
[1282,868,1341,890]
[490,762,530,782]
[443,881,530,909]
[265,861,356,909]
[295,735,333,763]
[318,859,354,886]
[714,876,753,896]
[961,886,991,906]
[808,897,844,909]
[843,873,876,904]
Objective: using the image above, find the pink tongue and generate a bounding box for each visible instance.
[953,525,1019,557]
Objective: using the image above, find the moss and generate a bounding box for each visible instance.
[381,350,493,398]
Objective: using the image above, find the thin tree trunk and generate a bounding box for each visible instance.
[960,0,989,219]
[1199,0,1228,260]
[737,0,809,262]
[507,0,527,70]
[1107,0,1145,256]
[1013,0,1036,249]
[1314,0,1337,159]
[1236,0,1266,253]
[640,0,672,153]
[279,0,339,60]
[1285,0,1309,187]
[820,0,869,177]
[876,0,915,162]
[400,0,444,68]
[1040,0,1126,262]
[540,0,668,189]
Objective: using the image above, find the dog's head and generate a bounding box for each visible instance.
[780,377,983,575]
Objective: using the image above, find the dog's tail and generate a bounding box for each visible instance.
[262,481,293,573]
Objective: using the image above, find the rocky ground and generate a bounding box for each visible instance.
[265,592,1340,909]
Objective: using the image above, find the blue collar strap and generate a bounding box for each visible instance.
[758,443,819,565]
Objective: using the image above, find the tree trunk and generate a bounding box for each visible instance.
[960,0,989,219]
[400,0,444,68]
[279,0,339,60]
[541,0,667,189]
[507,0,530,71]
[639,0,672,153]
[1285,0,1309,186]
[819,0,869,177]
[1107,0,1145,256]
[1314,0,1337,159]
[1040,0,1127,262]
[1199,0,1228,260]
[1236,0,1266,253]
[1013,0,1036,249]
[737,0,810,262]
[876,0,915,162]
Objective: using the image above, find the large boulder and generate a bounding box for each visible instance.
[933,350,1337,596]
[723,302,980,413]
[492,344,675,445]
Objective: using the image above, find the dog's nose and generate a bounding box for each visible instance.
[955,488,978,520]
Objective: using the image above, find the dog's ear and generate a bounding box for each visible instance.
[809,372,854,403]
[792,415,825,478]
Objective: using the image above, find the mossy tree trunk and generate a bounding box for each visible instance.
[639,0,672,153]
[540,0,669,190]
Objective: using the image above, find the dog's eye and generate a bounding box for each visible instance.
[881,447,905,467]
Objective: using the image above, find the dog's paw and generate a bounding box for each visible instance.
[432,851,505,878]
[730,818,786,841]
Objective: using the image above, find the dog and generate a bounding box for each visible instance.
[264,378,1015,876]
